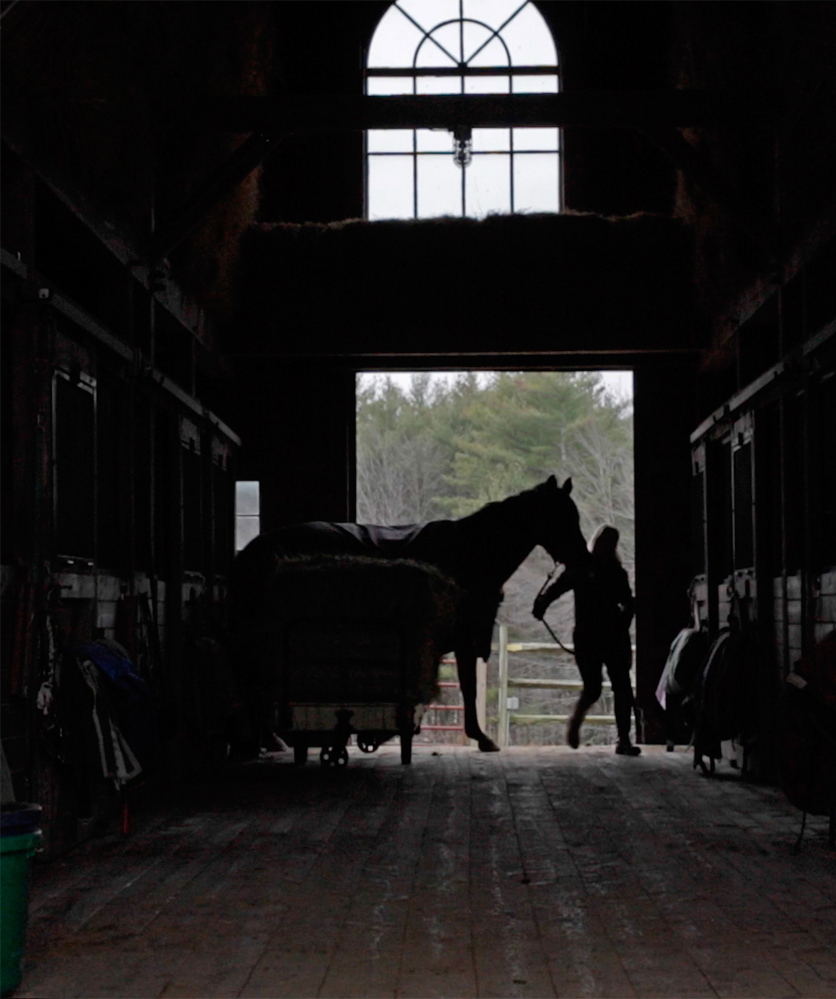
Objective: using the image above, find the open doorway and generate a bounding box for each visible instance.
[356,369,635,747]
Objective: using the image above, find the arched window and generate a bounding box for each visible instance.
[366,0,560,220]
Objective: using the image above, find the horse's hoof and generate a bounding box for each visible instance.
[477,736,500,752]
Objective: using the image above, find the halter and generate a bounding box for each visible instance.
[537,562,577,658]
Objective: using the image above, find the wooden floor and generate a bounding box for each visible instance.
[18,745,836,999]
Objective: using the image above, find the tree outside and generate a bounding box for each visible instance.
[356,370,635,746]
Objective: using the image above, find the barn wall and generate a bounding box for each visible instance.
[687,259,836,773]
[663,1,836,774]
[0,175,241,851]
[232,360,356,529]
[670,0,836,356]
[260,2,382,225]
[0,3,277,854]
[543,1,676,217]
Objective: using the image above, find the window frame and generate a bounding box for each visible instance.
[365,0,561,220]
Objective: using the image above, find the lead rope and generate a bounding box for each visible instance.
[536,564,577,659]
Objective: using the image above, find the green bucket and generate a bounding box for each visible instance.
[1,805,42,998]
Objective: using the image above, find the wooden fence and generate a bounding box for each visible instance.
[420,657,487,746]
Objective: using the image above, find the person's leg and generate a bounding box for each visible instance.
[605,640,640,755]
[568,642,603,748]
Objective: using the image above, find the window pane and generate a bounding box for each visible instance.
[368,129,414,153]
[398,0,460,38]
[367,8,426,68]
[416,75,462,96]
[473,128,511,152]
[235,481,260,516]
[417,128,453,152]
[462,0,531,29]
[465,75,510,95]
[513,153,559,213]
[416,24,461,68]
[368,156,415,220]
[500,5,558,65]
[367,76,414,96]
[417,155,462,218]
[464,28,509,68]
[513,74,558,94]
[236,516,260,552]
[466,154,511,217]
[513,127,559,152]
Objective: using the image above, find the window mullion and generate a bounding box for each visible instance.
[412,69,418,218]
[459,4,465,220]
[366,65,558,77]
[509,68,515,214]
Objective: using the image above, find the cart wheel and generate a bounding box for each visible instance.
[400,734,413,765]
[293,744,308,766]
[357,735,379,754]
[320,746,349,768]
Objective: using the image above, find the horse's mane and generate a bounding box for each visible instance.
[456,481,542,531]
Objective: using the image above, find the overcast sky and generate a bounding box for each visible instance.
[358,370,634,404]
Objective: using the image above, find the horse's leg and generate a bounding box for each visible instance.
[456,647,499,752]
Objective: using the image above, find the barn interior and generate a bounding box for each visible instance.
[2,1,835,995]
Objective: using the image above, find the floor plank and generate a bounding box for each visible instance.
[15,746,836,999]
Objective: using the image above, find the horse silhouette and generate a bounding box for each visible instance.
[231,475,589,752]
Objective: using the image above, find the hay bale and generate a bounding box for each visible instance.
[233,211,700,353]
[241,555,460,708]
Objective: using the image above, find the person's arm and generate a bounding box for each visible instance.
[532,570,576,620]
[618,568,635,629]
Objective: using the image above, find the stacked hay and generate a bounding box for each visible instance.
[234,211,700,354]
[240,556,460,711]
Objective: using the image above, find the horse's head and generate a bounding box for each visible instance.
[532,475,590,570]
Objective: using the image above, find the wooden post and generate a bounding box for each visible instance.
[476,657,487,739]
[497,624,509,748]
[633,364,698,743]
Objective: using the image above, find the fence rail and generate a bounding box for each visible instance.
[420,679,464,736]
[421,659,487,745]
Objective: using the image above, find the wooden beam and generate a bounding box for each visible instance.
[150,130,287,263]
[224,348,702,367]
[641,125,778,263]
[200,91,776,133]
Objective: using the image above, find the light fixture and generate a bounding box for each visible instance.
[452,125,472,167]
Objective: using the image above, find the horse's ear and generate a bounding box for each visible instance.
[562,477,573,495]
[546,474,557,489]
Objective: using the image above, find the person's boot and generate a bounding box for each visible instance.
[566,706,584,749]
[615,739,641,756]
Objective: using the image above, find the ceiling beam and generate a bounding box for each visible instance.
[200,91,775,133]
[150,131,287,264]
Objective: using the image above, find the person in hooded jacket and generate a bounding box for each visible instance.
[533,524,640,756]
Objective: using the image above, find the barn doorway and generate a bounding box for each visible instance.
[356,369,635,748]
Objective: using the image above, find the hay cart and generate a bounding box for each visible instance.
[241,556,458,767]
